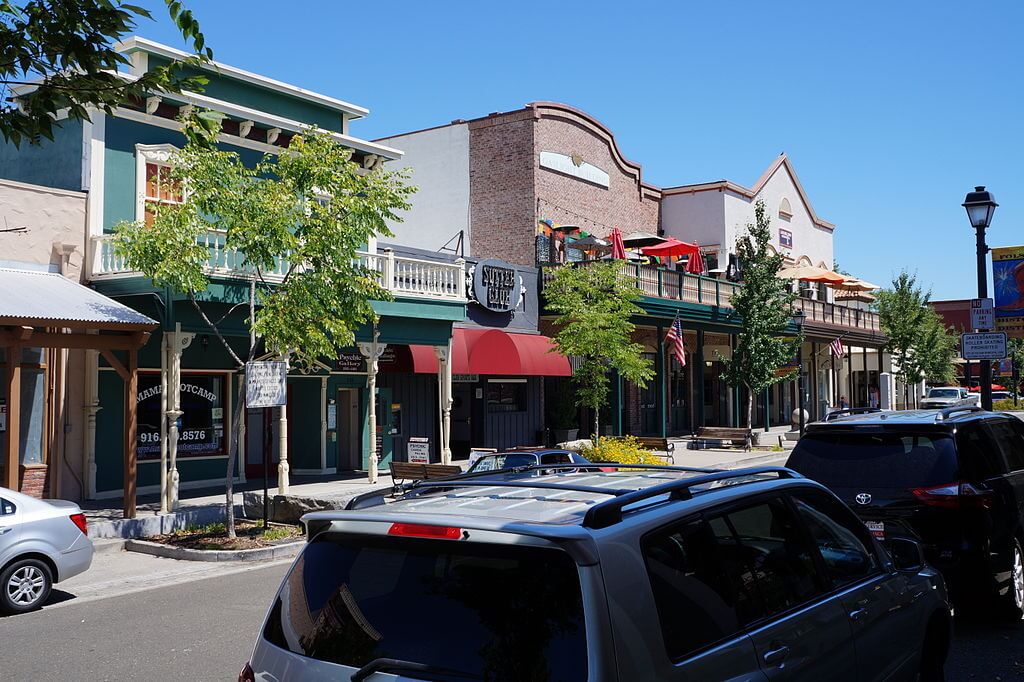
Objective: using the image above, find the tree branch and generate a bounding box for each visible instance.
[188,293,244,368]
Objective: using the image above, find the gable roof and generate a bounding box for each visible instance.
[662,154,835,231]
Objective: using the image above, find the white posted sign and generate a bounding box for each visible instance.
[961,332,1007,360]
[407,437,430,464]
[971,298,995,331]
[246,361,288,408]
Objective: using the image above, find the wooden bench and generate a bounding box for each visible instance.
[389,462,463,493]
[634,437,675,465]
[692,427,752,451]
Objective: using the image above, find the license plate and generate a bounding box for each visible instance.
[865,521,884,540]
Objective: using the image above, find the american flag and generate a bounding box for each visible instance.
[830,336,845,358]
[666,317,686,366]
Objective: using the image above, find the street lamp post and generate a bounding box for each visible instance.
[962,186,998,412]
[796,309,806,435]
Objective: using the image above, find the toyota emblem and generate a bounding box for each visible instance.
[855,493,872,505]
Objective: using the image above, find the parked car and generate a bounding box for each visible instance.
[241,465,950,681]
[992,391,1014,402]
[465,448,590,473]
[787,407,1024,617]
[0,487,94,614]
[920,386,978,409]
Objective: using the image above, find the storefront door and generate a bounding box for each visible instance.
[450,384,473,459]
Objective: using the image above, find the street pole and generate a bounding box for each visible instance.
[976,224,994,411]
[797,340,805,435]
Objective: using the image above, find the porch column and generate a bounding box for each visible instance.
[359,329,386,484]
[277,355,290,495]
[320,376,328,472]
[435,340,452,465]
[4,342,21,490]
[656,325,666,438]
[159,334,169,513]
[696,330,705,428]
[862,345,869,407]
[165,324,194,511]
[83,348,99,499]
[123,348,138,519]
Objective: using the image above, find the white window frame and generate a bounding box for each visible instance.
[135,143,182,224]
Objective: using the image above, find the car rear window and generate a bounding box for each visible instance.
[263,533,587,681]
[928,389,959,399]
[789,432,958,489]
[471,453,537,471]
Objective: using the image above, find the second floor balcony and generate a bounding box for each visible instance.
[89,232,467,303]
[542,261,882,336]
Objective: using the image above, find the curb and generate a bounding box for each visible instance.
[91,538,126,555]
[124,538,304,562]
[711,452,790,470]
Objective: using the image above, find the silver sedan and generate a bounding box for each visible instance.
[0,486,93,614]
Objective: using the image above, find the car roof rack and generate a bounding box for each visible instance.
[344,465,801,525]
[581,466,801,529]
[345,463,723,511]
[937,405,984,421]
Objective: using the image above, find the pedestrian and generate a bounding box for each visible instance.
[869,385,879,408]
[840,395,850,409]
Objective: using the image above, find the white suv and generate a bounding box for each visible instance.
[920,386,978,409]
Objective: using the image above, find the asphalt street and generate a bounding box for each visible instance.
[1,552,1024,680]
[0,559,289,681]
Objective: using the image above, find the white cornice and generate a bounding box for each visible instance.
[114,36,369,119]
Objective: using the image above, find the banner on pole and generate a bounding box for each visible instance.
[993,245,1024,339]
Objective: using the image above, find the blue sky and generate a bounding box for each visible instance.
[134,0,1023,300]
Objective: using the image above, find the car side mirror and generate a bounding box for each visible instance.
[887,537,925,572]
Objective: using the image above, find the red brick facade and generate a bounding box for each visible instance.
[18,464,49,498]
[469,102,661,266]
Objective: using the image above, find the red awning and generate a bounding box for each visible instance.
[408,329,570,377]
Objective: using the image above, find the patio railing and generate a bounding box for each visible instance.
[89,233,467,302]
[542,261,880,333]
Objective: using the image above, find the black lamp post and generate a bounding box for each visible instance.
[795,309,806,435]
[962,186,998,411]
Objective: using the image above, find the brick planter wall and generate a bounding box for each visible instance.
[18,464,49,498]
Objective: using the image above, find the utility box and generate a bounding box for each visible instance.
[879,372,895,410]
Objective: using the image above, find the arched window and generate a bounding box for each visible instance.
[779,197,793,220]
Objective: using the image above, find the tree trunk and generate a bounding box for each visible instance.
[224,279,257,539]
[593,404,600,445]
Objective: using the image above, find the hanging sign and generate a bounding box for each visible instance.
[246,361,288,408]
[471,259,522,313]
[407,437,430,464]
[336,352,366,372]
[993,245,1024,339]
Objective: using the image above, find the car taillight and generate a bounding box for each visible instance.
[388,523,462,540]
[910,481,993,509]
[238,662,255,682]
[69,513,88,535]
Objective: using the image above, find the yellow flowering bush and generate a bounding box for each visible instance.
[581,436,661,465]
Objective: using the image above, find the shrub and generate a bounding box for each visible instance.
[994,398,1020,411]
[581,436,661,465]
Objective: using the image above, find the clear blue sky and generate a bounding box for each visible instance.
[135,0,1023,300]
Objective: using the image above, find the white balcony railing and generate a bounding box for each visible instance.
[89,233,467,302]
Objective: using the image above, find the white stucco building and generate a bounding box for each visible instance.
[661,153,835,279]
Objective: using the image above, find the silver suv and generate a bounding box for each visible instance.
[242,465,951,681]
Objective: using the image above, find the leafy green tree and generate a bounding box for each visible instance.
[114,111,414,534]
[719,200,800,437]
[1008,338,1024,402]
[1,0,211,146]
[912,307,959,386]
[545,261,654,440]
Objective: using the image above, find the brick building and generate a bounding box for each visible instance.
[379,102,888,440]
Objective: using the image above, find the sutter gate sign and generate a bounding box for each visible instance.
[471,259,521,313]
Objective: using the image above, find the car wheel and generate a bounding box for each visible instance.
[996,538,1024,621]
[0,558,53,615]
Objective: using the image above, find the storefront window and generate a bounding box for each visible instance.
[136,372,227,459]
[486,382,527,413]
[0,348,48,466]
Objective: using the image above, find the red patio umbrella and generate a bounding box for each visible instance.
[609,227,627,260]
[639,238,700,258]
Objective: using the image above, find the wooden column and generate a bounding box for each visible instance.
[4,343,21,490]
[123,348,138,518]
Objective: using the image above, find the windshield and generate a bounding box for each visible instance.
[263,534,588,681]
[469,453,538,472]
[927,389,960,399]
[788,432,958,489]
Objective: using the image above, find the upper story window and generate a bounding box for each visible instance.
[135,144,182,227]
[779,197,793,221]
